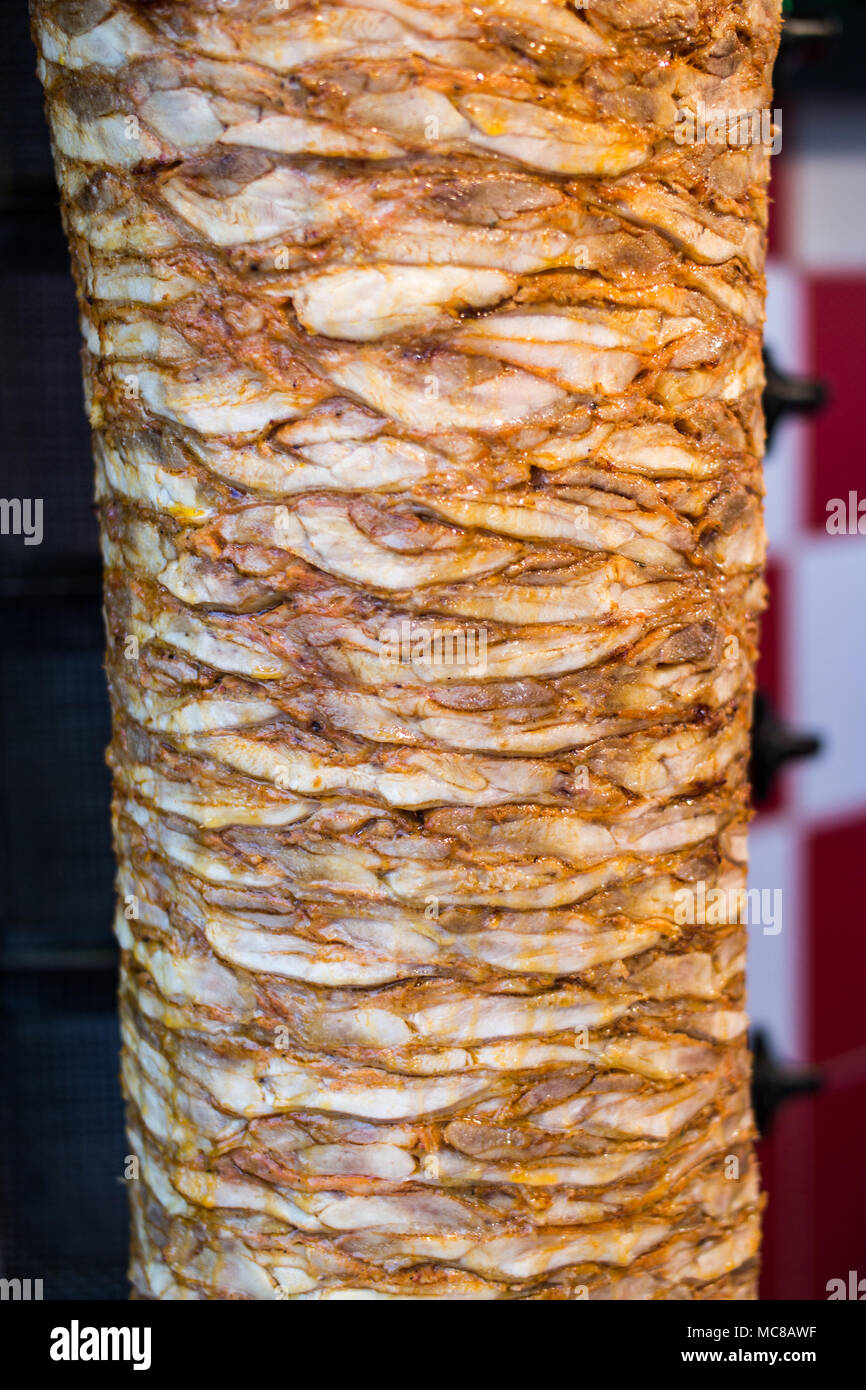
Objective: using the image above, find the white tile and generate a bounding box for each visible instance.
[787,98,866,270]
[790,535,866,818]
[763,260,808,549]
[747,817,804,1059]
[766,258,809,372]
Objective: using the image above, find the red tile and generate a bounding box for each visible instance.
[813,1080,866,1299]
[807,277,866,533]
[757,559,785,711]
[767,149,789,259]
[758,1098,817,1300]
[806,811,866,1062]
[761,815,866,1300]
[761,1078,866,1300]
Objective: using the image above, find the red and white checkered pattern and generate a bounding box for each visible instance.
[751,96,866,1300]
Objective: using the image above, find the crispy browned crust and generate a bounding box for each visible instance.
[32,0,780,1300]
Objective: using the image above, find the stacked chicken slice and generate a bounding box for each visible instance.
[33,0,780,1298]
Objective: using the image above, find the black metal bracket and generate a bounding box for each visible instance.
[750,690,823,804]
[751,1028,823,1135]
[763,348,829,451]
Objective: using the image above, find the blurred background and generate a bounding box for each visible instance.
[751,3,866,1302]
[0,0,864,1301]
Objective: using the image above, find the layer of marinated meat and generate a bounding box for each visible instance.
[32,0,780,1299]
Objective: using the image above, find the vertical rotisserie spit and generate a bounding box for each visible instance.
[32,0,781,1299]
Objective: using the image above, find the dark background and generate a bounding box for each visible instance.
[0,0,864,1301]
[0,0,125,1299]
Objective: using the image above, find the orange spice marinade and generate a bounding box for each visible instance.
[32,0,781,1299]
